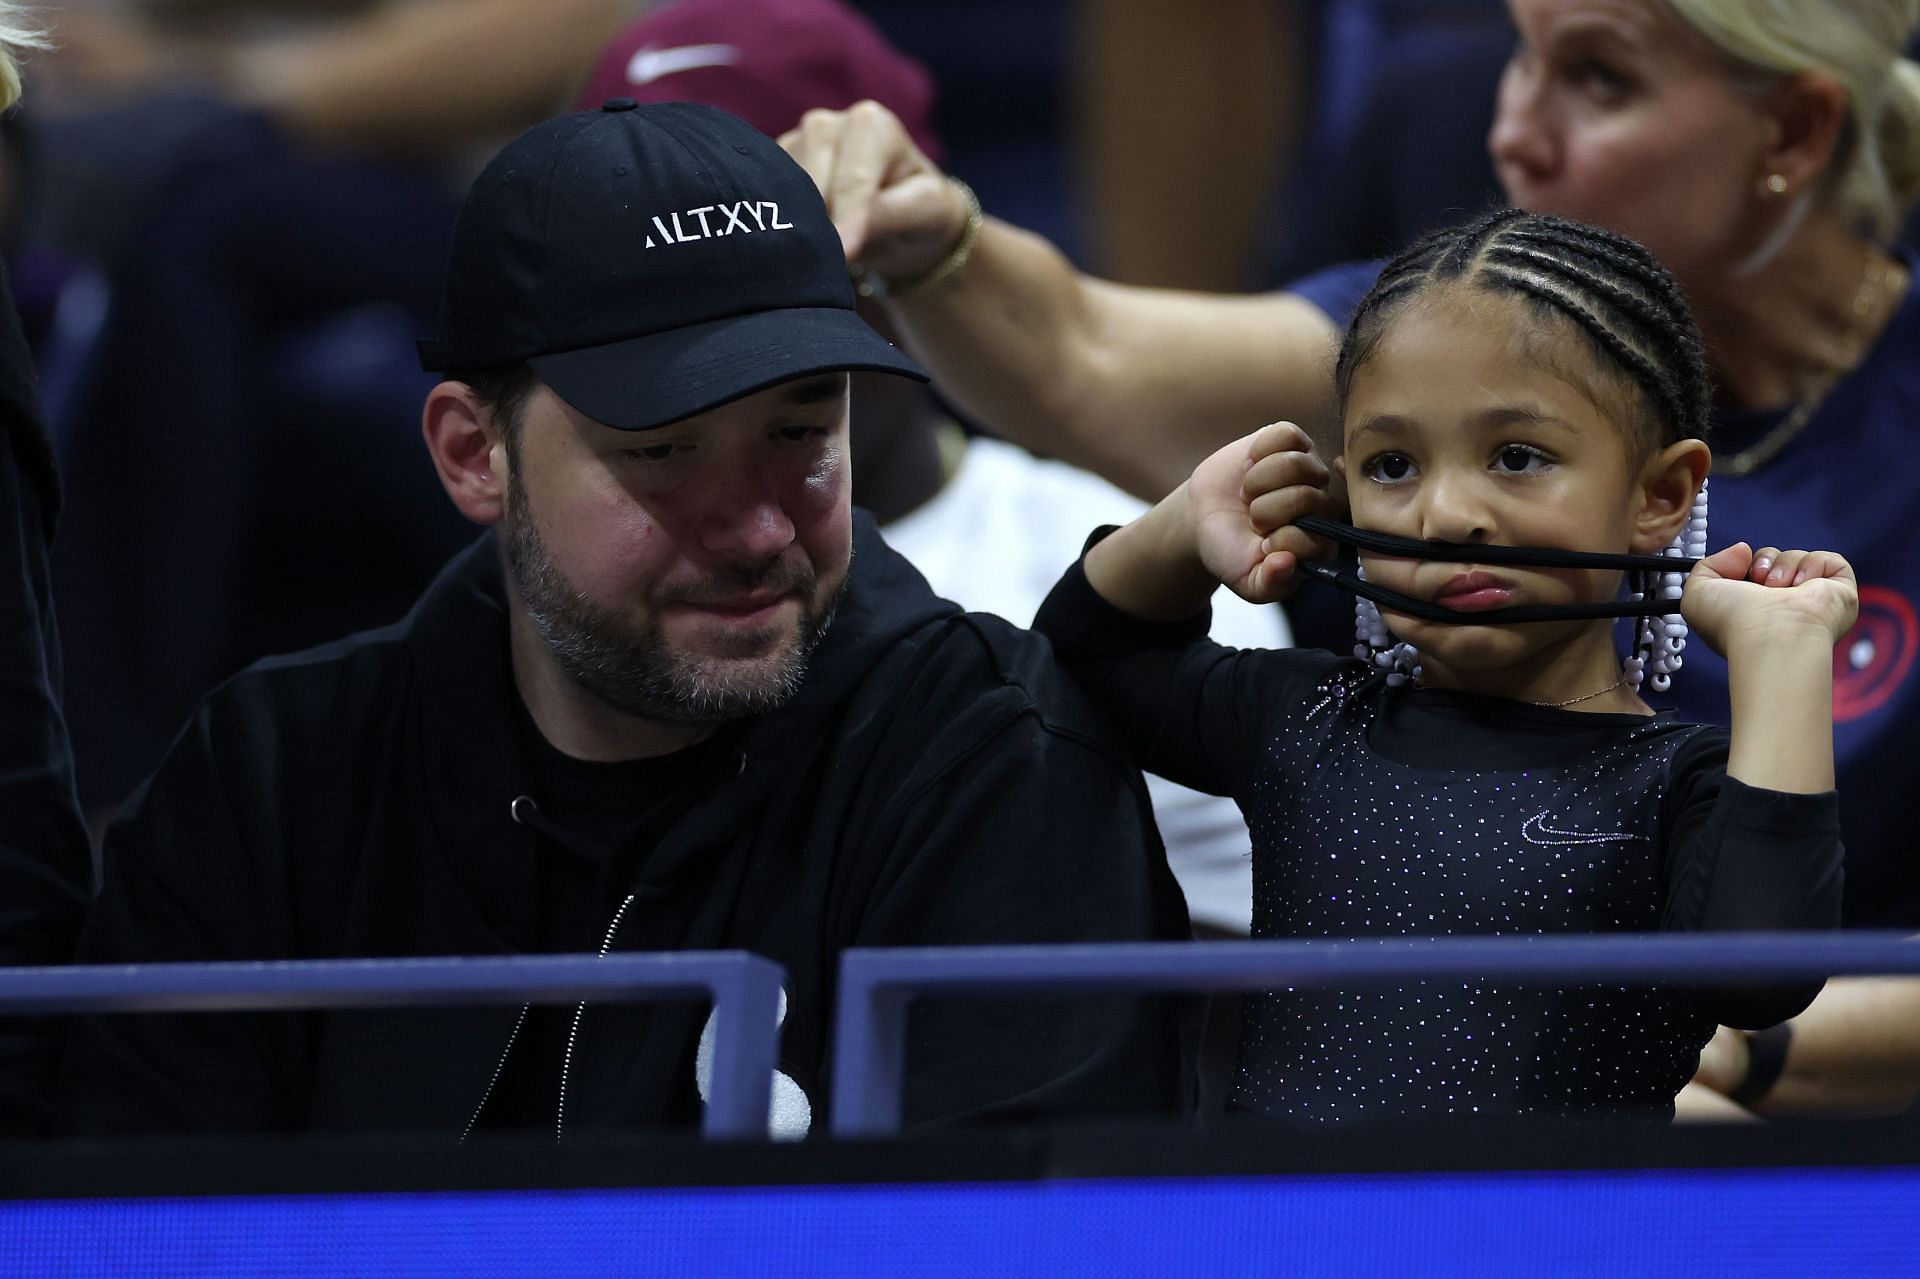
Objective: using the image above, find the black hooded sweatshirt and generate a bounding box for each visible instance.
[53,519,1194,1137]
[0,260,91,1135]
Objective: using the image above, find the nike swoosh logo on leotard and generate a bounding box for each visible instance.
[1520,811,1643,847]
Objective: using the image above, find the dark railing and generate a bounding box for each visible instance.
[829,932,1920,1137]
[11,935,1916,1141]
[0,952,788,1140]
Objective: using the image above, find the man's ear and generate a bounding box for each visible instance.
[1631,438,1712,554]
[423,381,509,526]
[1755,72,1849,201]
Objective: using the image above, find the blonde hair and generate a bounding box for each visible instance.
[0,4,47,113]
[1665,0,1920,243]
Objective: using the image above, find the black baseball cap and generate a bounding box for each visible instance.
[418,99,926,430]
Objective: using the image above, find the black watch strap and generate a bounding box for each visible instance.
[1728,1023,1795,1109]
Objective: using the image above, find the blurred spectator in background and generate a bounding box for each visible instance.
[0,9,92,1135]
[1068,0,1511,291]
[1069,0,1298,290]
[35,0,633,154]
[1072,0,1912,293]
[1261,0,1513,284]
[20,0,634,817]
[579,0,1286,938]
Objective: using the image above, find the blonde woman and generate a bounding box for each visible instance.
[0,5,91,1136]
[786,0,1920,933]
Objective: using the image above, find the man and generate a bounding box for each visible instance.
[53,101,1192,1137]
[580,0,1285,938]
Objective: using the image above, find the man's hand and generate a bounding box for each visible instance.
[779,100,970,281]
[1188,422,1334,603]
[1682,543,1859,656]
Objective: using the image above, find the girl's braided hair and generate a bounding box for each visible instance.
[1333,208,1713,451]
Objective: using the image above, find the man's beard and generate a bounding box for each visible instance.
[503,470,840,725]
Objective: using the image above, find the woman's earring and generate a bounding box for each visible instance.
[1766,173,1790,195]
[1353,566,1421,687]
[1633,479,1709,694]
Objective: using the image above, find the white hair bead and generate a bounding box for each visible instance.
[1353,565,1420,686]
[1637,480,1707,693]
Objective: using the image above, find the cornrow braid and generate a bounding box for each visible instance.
[1333,209,1712,451]
[1489,269,1689,440]
[1479,245,1696,438]
[1493,223,1714,429]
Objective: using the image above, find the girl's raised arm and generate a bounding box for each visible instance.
[1033,423,1337,799]
[1083,422,1333,618]
[1681,543,1859,794]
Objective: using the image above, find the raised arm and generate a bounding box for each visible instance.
[1084,422,1331,618]
[1682,544,1858,797]
[48,0,632,155]
[781,103,1343,500]
[1659,544,1856,1027]
[1033,424,1335,795]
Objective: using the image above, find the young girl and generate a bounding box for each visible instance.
[1034,208,1855,1123]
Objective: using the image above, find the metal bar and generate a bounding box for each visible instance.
[830,932,1920,1138]
[0,954,774,1013]
[702,963,784,1141]
[0,953,788,1141]
[828,980,910,1143]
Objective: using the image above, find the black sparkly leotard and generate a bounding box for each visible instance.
[1035,552,1844,1123]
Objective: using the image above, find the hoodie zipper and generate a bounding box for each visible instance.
[464,795,623,1144]
[461,1002,530,1143]
[554,892,639,1143]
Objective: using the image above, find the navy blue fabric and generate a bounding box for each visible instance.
[1267,8,1510,284]
[1283,257,1385,330]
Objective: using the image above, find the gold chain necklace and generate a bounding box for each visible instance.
[1715,253,1892,480]
[1526,673,1629,709]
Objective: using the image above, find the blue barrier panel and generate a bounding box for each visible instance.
[5,1166,1919,1277]
[0,953,786,1140]
[830,932,1920,1137]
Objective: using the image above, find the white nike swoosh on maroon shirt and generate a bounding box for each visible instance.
[626,43,741,87]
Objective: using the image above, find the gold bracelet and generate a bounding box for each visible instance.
[854,179,982,302]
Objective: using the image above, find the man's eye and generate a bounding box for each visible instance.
[1363,453,1415,483]
[625,444,681,462]
[777,425,828,443]
[1495,444,1551,473]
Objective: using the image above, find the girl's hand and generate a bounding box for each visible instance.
[1681,543,1859,656]
[1187,421,1336,603]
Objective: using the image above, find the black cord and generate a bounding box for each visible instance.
[1295,516,1701,574]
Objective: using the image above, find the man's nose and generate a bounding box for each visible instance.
[699,465,798,558]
